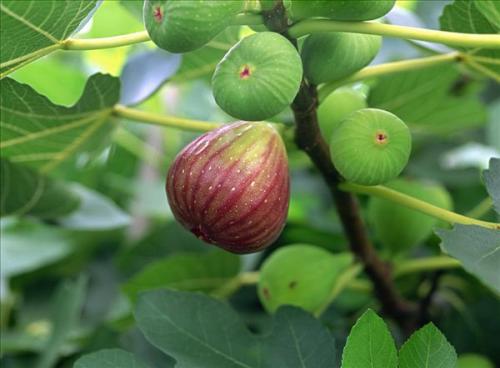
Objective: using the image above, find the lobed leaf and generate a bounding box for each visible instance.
[0,0,100,77]
[0,73,120,173]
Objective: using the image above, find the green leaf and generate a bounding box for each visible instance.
[399,323,457,368]
[123,250,240,302]
[341,309,397,368]
[36,276,87,368]
[56,184,130,230]
[0,219,73,278]
[483,157,500,214]
[0,158,80,218]
[0,73,120,172]
[74,348,151,368]
[436,224,500,293]
[135,289,261,368]
[0,1,99,77]
[440,0,500,77]
[475,0,500,30]
[368,64,487,134]
[457,354,495,368]
[263,306,336,368]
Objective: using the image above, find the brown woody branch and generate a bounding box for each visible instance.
[263,1,417,332]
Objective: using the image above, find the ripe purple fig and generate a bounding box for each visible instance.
[166,121,290,254]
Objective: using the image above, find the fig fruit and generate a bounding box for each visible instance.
[212,32,303,121]
[329,108,411,185]
[289,0,396,21]
[301,32,381,84]
[258,244,352,313]
[143,0,244,53]
[166,121,289,254]
[318,87,367,141]
[368,179,453,254]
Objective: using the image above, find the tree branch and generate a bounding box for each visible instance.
[263,1,417,332]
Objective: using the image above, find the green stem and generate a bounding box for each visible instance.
[340,182,500,230]
[288,19,500,49]
[394,256,461,277]
[113,127,164,168]
[318,52,461,102]
[113,105,221,132]
[466,197,494,219]
[63,31,151,50]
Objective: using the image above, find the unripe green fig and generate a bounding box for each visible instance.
[318,87,367,141]
[301,32,381,84]
[289,0,396,21]
[258,244,352,313]
[330,108,411,185]
[166,121,289,254]
[368,179,453,254]
[212,32,303,121]
[144,0,244,53]
[457,354,494,368]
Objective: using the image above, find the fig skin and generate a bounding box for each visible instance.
[143,0,243,53]
[166,121,289,254]
[289,0,396,21]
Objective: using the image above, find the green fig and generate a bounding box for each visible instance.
[289,0,396,21]
[212,32,303,121]
[330,108,411,185]
[457,354,495,368]
[318,87,367,141]
[301,32,381,84]
[258,244,352,313]
[368,179,453,254]
[144,0,244,53]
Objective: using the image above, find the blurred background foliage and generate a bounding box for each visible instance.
[1,1,499,367]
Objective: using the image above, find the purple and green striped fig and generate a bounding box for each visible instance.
[166,121,290,254]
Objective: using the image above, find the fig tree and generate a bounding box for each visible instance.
[166,121,289,254]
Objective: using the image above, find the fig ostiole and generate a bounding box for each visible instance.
[212,32,303,121]
[329,108,411,186]
[301,32,382,85]
[166,121,290,254]
[289,0,396,21]
[144,0,244,53]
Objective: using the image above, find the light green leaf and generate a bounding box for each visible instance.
[0,219,73,278]
[0,73,120,173]
[57,184,130,230]
[483,157,500,214]
[74,349,151,368]
[475,0,500,30]
[0,158,80,218]
[123,250,240,302]
[436,224,500,293]
[36,276,87,368]
[263,306,336,368]
[399,323,457,368]
[0,1,99,77]
[368,64,487,134]
[135,289,261,368]
[341,309,397,368]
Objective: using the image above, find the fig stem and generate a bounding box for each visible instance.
[318,52,461,102]
[289,19,500,49]
[341,182,500,230]
[62,31,151,50]
[466,197,494,220]
[113,105,221,132]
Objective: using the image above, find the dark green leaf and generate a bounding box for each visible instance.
[74,348,151,368]
[399,323,457,368]
[437,224,500,293]
[123,250,240,301]
[0,1,99,77]
[0,74,120,172]
[263,306,336,368]
[0,158,80,218]
[56,184,130,230]
[135,289,261,368]
[36,276,87,368]
[341,309,397,368]
[0,219,73,278]
[368,64,487,134]
[475,0,500,30]
[483,157,500,214]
